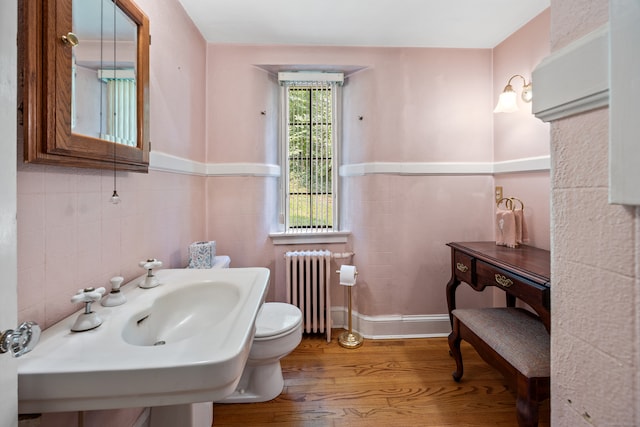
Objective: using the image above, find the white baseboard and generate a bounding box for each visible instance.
[330,307,451,339]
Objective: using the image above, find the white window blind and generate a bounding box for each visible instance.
[279,72,343,233]
[98,69,137,146]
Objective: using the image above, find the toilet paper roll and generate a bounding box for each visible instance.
[339,265,357,286]
[187,241,216,269]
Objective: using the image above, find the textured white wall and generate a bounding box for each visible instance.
[551,109,638,426]
[550,1,640,425]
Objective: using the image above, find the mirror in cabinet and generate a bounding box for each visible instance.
[18,0,150,172]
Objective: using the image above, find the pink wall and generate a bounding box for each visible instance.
[493,10,551,163]
[343,48,494,163]
[203,43,545,316]
[343,174,495,316]
[493,9,551,251]
[206,44,495,164]
[136,0,207,160]
[16,0,207,425]
[204,20,550,317]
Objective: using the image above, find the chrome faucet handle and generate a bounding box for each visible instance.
[0,321,41,358]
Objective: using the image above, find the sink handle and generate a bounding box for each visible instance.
[110,276,124,290]
[138,259,163,289]
[139,259,163,272]
[102,276,127,307]
[71,287,106,304]
[69,288,106,332]
[0,321,41,358]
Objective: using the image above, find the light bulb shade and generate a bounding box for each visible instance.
[493,88,519,113]
[110,190,121,204]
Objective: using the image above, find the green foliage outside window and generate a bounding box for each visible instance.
[288,86,333,229]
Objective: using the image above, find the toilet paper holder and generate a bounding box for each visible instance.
[335,268,358,278]
[335,267,363,349]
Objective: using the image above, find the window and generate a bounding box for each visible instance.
[278,72,343,233]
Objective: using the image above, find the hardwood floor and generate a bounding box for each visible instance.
[213,331,550,426]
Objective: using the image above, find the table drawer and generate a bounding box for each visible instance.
[476,260,532,298]
[453,251,474,283]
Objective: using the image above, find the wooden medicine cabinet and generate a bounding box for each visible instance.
[18,0,150,172]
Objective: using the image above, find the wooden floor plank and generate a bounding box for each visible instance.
[213,332,550,426]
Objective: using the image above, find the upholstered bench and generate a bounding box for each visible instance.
[448,307,550,427]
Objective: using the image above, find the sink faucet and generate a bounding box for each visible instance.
[70,287,106,332]
[102,276,126,307]
[139,259,163,288]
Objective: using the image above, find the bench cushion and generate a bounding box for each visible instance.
[452,307,550,378]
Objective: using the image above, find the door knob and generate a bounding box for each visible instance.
[0,321,41,358]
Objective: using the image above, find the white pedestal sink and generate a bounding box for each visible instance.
[17,268,269,414]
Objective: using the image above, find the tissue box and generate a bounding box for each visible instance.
[187,241,216,269]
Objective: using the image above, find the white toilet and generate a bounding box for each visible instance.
[150,305,301,425]
[218,302,303,403]
[206,256,303,403]
[157,256,301,427]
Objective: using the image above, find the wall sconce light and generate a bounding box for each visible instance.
[493,74,532,113]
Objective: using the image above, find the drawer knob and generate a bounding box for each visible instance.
[495,274,513,287]
[456,263,469,273]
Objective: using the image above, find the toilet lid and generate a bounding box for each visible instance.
[255,303,302,338]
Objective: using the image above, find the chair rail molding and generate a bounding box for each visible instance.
[339,157,550,177]
[150,151,549,178]
[149,151,280,177]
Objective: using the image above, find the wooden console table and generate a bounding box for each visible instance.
[445,242,551,427]
[445,241,551,332]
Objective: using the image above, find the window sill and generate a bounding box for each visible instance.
[269,231,351,245]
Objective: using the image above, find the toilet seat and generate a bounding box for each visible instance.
[255,303,302,341]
